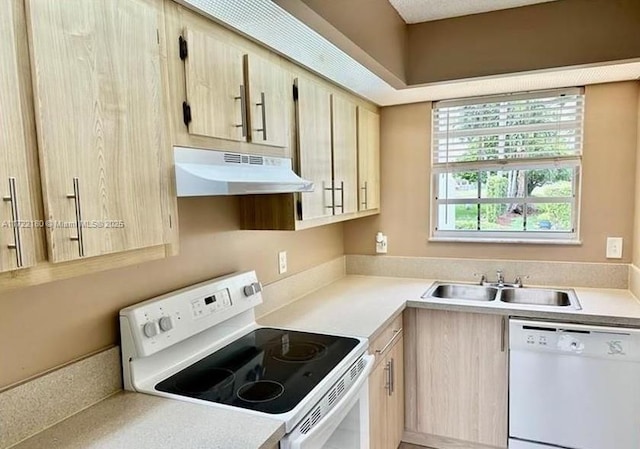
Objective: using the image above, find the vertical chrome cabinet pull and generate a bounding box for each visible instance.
[333,181,344,213]
[501,316,507,352]
[384,360,391,395]
[389,357,395,395]
[234,85,248,138]
[66,177,85,257]
[361,181,368,209]
[3,177,23,267]
[324,181,335,212]
[256,92,267,141]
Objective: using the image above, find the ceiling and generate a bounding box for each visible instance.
[179,0,640,106]
[387,0,561,23]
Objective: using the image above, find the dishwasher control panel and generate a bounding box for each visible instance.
[509,319,640,361]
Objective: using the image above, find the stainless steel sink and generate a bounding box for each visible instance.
[500,287,580,309]
[424,283,498,301]
[422,281,581,310]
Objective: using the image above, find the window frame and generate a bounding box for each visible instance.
[429,88,584,244]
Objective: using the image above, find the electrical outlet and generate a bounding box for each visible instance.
[375,232,388,254]
[278,251,287,274]
[606,237,623,259]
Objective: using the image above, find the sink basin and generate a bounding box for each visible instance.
[425,283,498,302]
[500,287,580,309]
[422,281,582,310]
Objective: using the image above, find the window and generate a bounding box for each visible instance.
[431,88,584,242]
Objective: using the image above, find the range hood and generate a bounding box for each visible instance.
[174,147,314,196]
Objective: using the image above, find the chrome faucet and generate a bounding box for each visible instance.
[476,270,526,288]
[496,269,505,287]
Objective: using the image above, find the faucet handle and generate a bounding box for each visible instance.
[514,275,530,288]
[473,273,486,286]
[496,269,504,282]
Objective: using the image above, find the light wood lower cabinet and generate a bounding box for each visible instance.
[404,309,508,449]
[370,317,404,449]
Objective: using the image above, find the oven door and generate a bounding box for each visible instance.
[280,355,373,449]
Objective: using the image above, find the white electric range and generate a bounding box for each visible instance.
[120,271,373,449]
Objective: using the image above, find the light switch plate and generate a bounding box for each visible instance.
[606,237,623,259]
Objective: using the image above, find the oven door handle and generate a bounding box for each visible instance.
[283,354,374,449]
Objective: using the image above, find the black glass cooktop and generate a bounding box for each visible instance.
[155,327,359,414]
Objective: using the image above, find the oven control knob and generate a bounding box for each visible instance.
[143,321,159,338]
[159,316,173,332]
[243,282,263,297]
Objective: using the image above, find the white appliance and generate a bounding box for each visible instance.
[120,271,372,449]
[509,319,640,449]
[174,147,314,196]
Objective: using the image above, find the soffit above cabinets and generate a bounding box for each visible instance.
[177,0,640,106]
[387,0,561,24]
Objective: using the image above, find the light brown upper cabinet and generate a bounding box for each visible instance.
[177,18,290,150]
[331,94,358,216]
[181,27,247,142]
[0,0,38,273]
[244,53,290,148]
[27,0,172,263]
[296,77,333,221]
[240,78,377,231]
[357,108,380,211]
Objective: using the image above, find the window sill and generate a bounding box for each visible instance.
[428,237,582,245]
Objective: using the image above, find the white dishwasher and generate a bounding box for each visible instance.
[509,319,640,449]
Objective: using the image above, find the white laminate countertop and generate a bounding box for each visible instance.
[12,274,640,449]
[10,392,285,449]
[259,275,640,333]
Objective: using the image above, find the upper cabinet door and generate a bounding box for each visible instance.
[183,28,246,142]
[332,94,358,215]
[245,54,290,148]
[27,0,169,263]
[357,108,380,211]
[296,77,333,221]
[0,0,37,272]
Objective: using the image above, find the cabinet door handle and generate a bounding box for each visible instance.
[256,91,267,141]
[361,181,368,209]
[66,177,85,257]
[324,181,335,212]
[234,85,248,138]
[384,360,391,396]
[333,180,344,213]
[375,328,403,355]
[389,359,396,396]
[501,316,507,352]
[3,177,24,267]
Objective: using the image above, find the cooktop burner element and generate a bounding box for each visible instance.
[155,328,358,414]
[237,380,285,403]
[174,368,235,396]
[270,341,327,363]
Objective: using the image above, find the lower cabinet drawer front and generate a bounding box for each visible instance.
[370,314,403,367]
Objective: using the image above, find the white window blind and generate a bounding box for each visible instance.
[431,88,584,242]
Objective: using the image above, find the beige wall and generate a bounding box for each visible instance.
[0,197,343,389]
[407,0,640,85]
[345,82,639,263]
[634,86,640,266]
[274,0,407,87]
